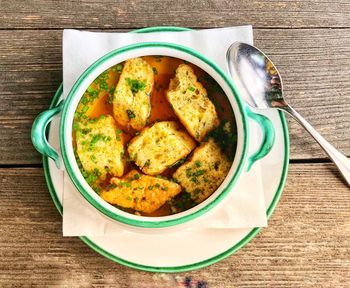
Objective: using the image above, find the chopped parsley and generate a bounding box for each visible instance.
[152,67,158,75]
[107,184,117,190]
[188,86,196,92]
[74,149,102,194]
[119,181,132,188]
[208,120,237,161]
[185,167,206,184]
[87,86,95,94]
[116,63,123,73]
[126,78,146,94]
[168,192,196,213]
[107,93,113,104]
[81,128,92,135]
[193,188,203,196]
[81,105,89,113]
[115,129,122,140]
[144,159,151,167]
[194,169,205,176]
[127,109,136,119]
[74,110,89,121]
[132,173,141,180]
[90,155,97,163]
[73,123,79,131]
[89,134,111,150]
[100,81,108,90]
[195,160,202,168]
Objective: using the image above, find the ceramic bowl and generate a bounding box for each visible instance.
[32,42,275,229]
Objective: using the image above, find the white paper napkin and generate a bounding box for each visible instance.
[62,26,268,236]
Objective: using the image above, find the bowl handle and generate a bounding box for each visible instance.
[245,106,276,171]
[31,100,65,168]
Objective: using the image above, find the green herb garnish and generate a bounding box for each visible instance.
[126,78,146,94]
[115,129,122,140]
[195,160,202,167]
[168,192,195,213]
[107,93,113,104]
[144,159,151,167]
[119,181,132,188]
[208,120,237,161]
[116,63,123,73]
[90,154,97,163]
[188,86,196,92]
[89,134,111,150]
[81,105,89,113]
[127,109,136,119]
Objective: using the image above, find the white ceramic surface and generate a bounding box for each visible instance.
[45,90,288,271]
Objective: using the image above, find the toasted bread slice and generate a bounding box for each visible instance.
[113,57,153,130]
[76,115,125,179]
[100,170,182,213]
[127,121,196,175]
[166,64,219,141]
[173,138,231,203]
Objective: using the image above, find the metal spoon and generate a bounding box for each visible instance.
[227,42,350,186]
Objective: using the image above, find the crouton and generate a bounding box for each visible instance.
[75,115,125,179]
[173,138,231,203]
[100,170,182,213]
[113,57,154,130]
[127,121,196,175]
[166,64,219,141]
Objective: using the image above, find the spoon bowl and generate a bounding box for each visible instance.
[227,42,287,109]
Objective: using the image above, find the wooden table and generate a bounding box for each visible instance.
[1,1,349,286]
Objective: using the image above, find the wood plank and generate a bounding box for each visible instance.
[0,28,349,164]
[0,119,44,165]
[0,164,349,286]
[1,0,350,29]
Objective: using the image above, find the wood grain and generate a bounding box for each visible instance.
[1,0,349,286]
[0,164,349,287]
[0,28,349,164]
[1,0,350,29]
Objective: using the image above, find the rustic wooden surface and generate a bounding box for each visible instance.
[0,0,349,286]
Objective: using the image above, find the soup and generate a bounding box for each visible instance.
[73,56,237,216]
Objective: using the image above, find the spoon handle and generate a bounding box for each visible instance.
[281,105,350,187]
